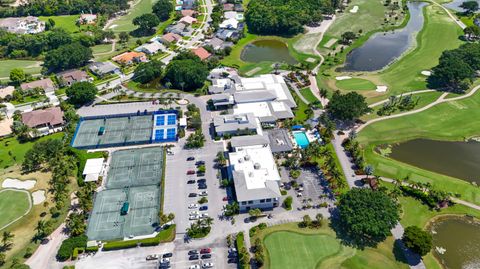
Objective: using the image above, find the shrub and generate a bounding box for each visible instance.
[283,196,293,210]
[85,246,99,252]
[103,225,176,251]
[56,235,87,261]
[280,190,287,195]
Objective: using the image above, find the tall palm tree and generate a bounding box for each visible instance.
[1,231,14,250]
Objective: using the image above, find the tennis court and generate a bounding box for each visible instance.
[71,111,178,149]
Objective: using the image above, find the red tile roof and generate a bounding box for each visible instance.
[181,9,197,17]
[21,107,64,128]
[191,47,212,61]
[112,51,147,64]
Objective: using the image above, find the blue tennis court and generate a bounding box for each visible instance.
[166,128,176,139]
[155,115,165,126]
[167,115,176,125]
[154,129,164,141]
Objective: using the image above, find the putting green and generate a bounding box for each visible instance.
[336,78,376,91]
[0,189,31,229]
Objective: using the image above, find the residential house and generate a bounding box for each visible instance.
[0,16,45,34]
[57,69,92,87]
[182,0,195,9]
[219,18,239,29]
[179,15,197,25]
[160,33,182,44]
[205,37,233,51]
[234,3,244,12]
[0,118,13,137]
[213,113,261,136]
[166,22,188,36]
[223,3,234,11]
[181,9,197,17]
[0,86,15,100]
[79,14,97,24]
[21,107,64,136]
[88,62,120,77]
[135,41,166,55]
[20,78,56,94]
[112,51,147,65]
[191,47,212,61]
[228,137,281,212]
[215,29,240,41]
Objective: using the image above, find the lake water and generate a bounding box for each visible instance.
[240,40,298,64]
[443,0,480,12]
[343,2,427,71]
[389,139,480,184]
[429,217,480,269]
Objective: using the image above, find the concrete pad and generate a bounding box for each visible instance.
[32,190,46,205]
[306,57,316,63]
[421,70,432,76]
[2,178,36,190]
[245,67,262,76]
[335,76,352,81]
[324,38,337,48]
[376,85,388,92]
[350,5,359,13]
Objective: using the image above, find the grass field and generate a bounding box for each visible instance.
[39,15,80,33]
[300,87,319,103]
[0,190,31,229]
[335,78,376,91]
[0,60,42,79]
[357,90,480,205]
[291,91,310,122]
[254,222,409,269]
[108,0,159,32]
[0,133,64,169]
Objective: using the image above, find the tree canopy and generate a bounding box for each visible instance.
[245,0,339,35]
[336,188,400,248]
[402,226,433,256]
[132,13,160,36]
[133,60,163,84]
[153,0,174,21]
[163,53,209,91]
[460,0,479,13]
[44,43,92,72]
[66,81,98,106]
[327,91,371,121]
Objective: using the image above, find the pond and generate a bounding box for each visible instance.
[429,216,480,269]
[443,0,480,13]
[343,2,427,72]
[240,40,298,64]
[387,139,480,184]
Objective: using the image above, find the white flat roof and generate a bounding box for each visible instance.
[229,144,280,190]
[234,102,272,118]
[83,158,104,176]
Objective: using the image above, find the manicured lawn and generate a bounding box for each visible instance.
[0,60,42,78]
[39,15,80,32]
[108,0,159,32]
[92,43,114,54]
[291,91,310,122]
[0,189,31,229]
[0,133,64,169]
[357,89,480,205]
[300,87,319,103]
[253,222,409,269]
[335,78,376,91]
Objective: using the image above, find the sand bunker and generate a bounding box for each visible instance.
[421,70,432,76]
[2,178,36,190]
[376,86,388,92]
[32,190,46,205]
[350,6,359,13]
[335,76,352,81]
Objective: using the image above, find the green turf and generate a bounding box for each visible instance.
[108,0,159,32]
[291,91,310,122]
[335,78,376,91]
[91,43,114,54]
[357,90,480,205]
[300,87,319,103]
[0,190,31,229]
[39,15,80,32]
[0,60,42,79]
[0,133,64,169]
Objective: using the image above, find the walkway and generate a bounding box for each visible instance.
[430,0,466,29]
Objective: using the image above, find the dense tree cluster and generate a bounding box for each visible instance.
[428,43,480,93]
[132,13,160,36]
[336,188,400,248]
[44,43,93,72]
[66,82,98,106]
[402,226,433,256]
[132,60,163,84]
[163,52,209,91]
[245,0,339,35]
[0,0,129,18]
[152,0,174,21]
[327,91,371,121]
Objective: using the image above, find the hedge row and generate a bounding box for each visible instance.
[103,224,176,251]
[57,235,88,261]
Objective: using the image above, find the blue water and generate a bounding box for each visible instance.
[293,132,309,149]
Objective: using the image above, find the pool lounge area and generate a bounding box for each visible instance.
[292,130,320,149]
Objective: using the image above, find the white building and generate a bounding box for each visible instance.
[0,16,45,34]
[82,158,105,182]
[228,136,281,212]
[213,113,262,136]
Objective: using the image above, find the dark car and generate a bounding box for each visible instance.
[201,254,212,259]
[187,157,195,161]
[227,258,237,263]
[189,254,199,260]
[188,250,199,255]
[196,172,205,177]
[195,161,205,166]
[187,170,196,175]
[187,180,196,184]
[198,184,207,189]
[163,253,173,258]
[188,193,198,197]
[197,178,206,183]
[199,205,208,211]
[200,248,211,254]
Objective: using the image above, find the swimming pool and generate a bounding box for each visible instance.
[293,132,310,149]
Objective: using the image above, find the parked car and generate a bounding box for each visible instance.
[145,254,159,260]
[200,248,212,254]
[228,248,237,254]
[197,172,205,177]
[201,254,212,259]
[222,196,228,201]
[198,184,207,189]
[199,191,208,196]
[187,170,196,175]
[188,193,198,197]
[188,250,199,255]
[196,161,205,165]
[189,254,199,260]
[197,178,206,183]
[189,210,199,216]
[187,179,196,184]
[162,253,173,258]
[200,213,209,218]
[202,262,213,268]
[189,265,200,269]
[187,157,195,161]
[189,215,199,220]
[227,258,237,263]
[199,205,208,211]
[160,258,170,264]
[188,203,199,209]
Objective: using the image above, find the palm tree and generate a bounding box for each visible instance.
[1,231,14,251]
[66,213,85,237]
[364,165,374,179]
[203,217,214,227]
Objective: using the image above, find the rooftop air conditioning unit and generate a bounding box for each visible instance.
[254,163,261,169]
